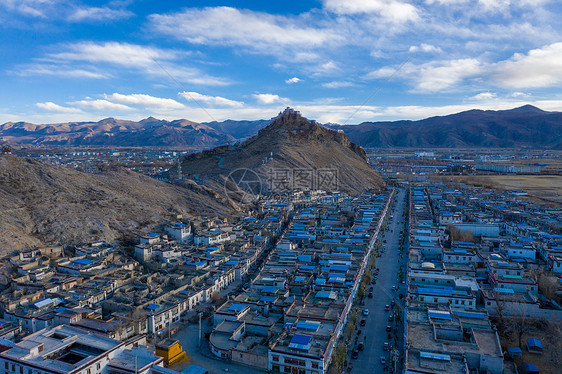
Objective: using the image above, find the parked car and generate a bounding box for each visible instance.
[352,350,359,359]
[391,299,396,306]
[380,356,386,364]
[386,325,392,332]
[383,342,389,351]
[369,286,374,292]
[363,309,369,316]
[368,292,373,298]
[388,315,394,321]
[384,304,390,311]
[360,319,366,326]
[358,342,364,351]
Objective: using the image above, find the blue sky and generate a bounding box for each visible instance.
[2,0,562,124]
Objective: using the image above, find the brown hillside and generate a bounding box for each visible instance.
[0,155,230,253]
[178,108,384,199]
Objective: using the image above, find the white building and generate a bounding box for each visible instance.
[0,325,166,374]
[165,223,193,244]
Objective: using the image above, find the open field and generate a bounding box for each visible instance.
[442,175,562,207]
[498,320,562,374]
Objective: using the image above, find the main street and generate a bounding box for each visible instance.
[351,188,408,373]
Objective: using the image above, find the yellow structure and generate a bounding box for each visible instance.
[155,339,188,366]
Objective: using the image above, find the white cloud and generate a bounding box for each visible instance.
[179,92,243,107]
[408,43,442,53]
[19,42,229,86]
[104,93,185,110]
[414,59,481,91]
[470,92,496,100]
[285,77,301,84]
[322,81,355,88]
[0,0,53,18]
[67,6,133,22]
[148,7,343,57]
[367,58,481,92]
[69,99,132,111]
[510,92,529,97]
[14,64,109,79]
[252,94,289,105]
[493,42,562,88]
[35,101,81,113]
[322,0,419,23]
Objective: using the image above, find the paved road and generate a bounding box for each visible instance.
[351,188,407,373]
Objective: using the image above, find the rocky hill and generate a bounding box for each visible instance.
[177,108,384,200]
[334,105,562,149]
[0,155,230,253]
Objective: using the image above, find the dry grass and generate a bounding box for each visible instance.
[499,320,562,374]
[444,175,562,208]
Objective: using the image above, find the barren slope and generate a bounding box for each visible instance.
[178,109,384,197]
[0,155,230,253]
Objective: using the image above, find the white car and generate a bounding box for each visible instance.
[362,308,370,316]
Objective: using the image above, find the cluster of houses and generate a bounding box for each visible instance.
[0,204,287,374]
[206,191,391,373]
[405,183,562,374]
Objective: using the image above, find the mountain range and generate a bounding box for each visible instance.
[331,105,562,149]
[1,105,560,149]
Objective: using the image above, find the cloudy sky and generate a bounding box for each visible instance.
[2,0,562,124]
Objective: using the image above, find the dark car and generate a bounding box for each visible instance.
[352,350,359,359]
[358,342,364,351]
[369,286,374,292]
[391,299,396,306]
[388,315,394,321]
[357,329,362,335]
[360,319,366,326]
[368,292,373,298]
[384,305,390,311]
[386,325,392,332]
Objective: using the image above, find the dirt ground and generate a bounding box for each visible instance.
[445,175,562,207]
[498,319,562,374]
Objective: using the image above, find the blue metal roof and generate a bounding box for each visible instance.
[428,310,452,320]
[527,338,543,349]
[259,296,276,303]
[289,334,311,350]
[296,321,320,331]
[72,258,93,265]
[261,286,276,293]
[227,303,247,312]
[147,304,160,310]
[521,363,539,373]
[420,352,451,361]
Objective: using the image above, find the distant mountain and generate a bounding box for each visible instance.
[0,155,230,253]
[332,105,562,148]
[0,117,263,147]
[176,108,384,201]
[204,119,270,139]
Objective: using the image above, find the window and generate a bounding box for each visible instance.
[272,355,279,362]
[434,298,438,302]
[312,362,319,369]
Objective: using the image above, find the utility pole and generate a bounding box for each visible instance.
[198,312,202,348]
